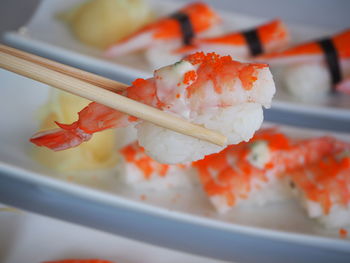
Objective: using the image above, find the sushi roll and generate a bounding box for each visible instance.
[288,150,350,228]
[118,141,193,190]
[30,52,275,164]
[193,129,338,213]
[258,29,350,101]
[105,2,221,57]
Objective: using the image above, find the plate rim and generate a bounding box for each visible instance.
[1,159,350,252]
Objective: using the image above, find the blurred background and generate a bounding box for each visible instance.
[1,0,350,39]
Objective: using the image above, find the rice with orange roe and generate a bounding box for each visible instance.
[118,141,194,190]
[288,151,350,228]
[137,52,275,164]
[193,129,338,213]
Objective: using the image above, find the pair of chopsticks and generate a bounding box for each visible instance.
[0,44,227,146]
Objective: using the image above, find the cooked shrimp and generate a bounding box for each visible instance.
[105,2,221,57]
[31,52,275,164]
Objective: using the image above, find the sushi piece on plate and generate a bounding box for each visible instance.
[104,2,221,57]
[145,19,289,69]
[193,128,339,213]
[118,142,193,190]
[30,52,276,164]
[257,29,350,101]
[288,150,350,228]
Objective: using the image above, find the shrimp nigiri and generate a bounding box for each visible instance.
[258,29,350,101]
[105,2,221,57]
[30,52,275,164]
[193,128,340,213]
[145,19,289,69]
[288,150,350,228]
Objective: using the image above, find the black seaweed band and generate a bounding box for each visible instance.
[171,12,195,45]
[242,29,264,56]
[318,38,342,86]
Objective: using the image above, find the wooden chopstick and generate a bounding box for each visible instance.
[0,44,127,92]
[0,45,227,146]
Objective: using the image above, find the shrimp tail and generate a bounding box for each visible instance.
[30,121,92,151]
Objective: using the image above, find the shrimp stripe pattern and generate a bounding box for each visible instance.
[318,38,342,85]
[242,28,264,56]
[171,12,195,45]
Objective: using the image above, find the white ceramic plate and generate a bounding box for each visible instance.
[3,0,350,121]
[0,204,229,263]
[1,67,350,263]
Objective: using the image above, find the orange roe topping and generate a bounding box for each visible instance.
[176,93,181,99]
[121,143,169,179]
[183,70,197,85]
[132,78,147,87]
[186,52,232,67]
[185,52,267,98]
[290,154,350,215]
[238,65,258,90]
[339,228,348,239]
[194,143,268,207]
[251,128,291,150]
[193,129,338,208]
